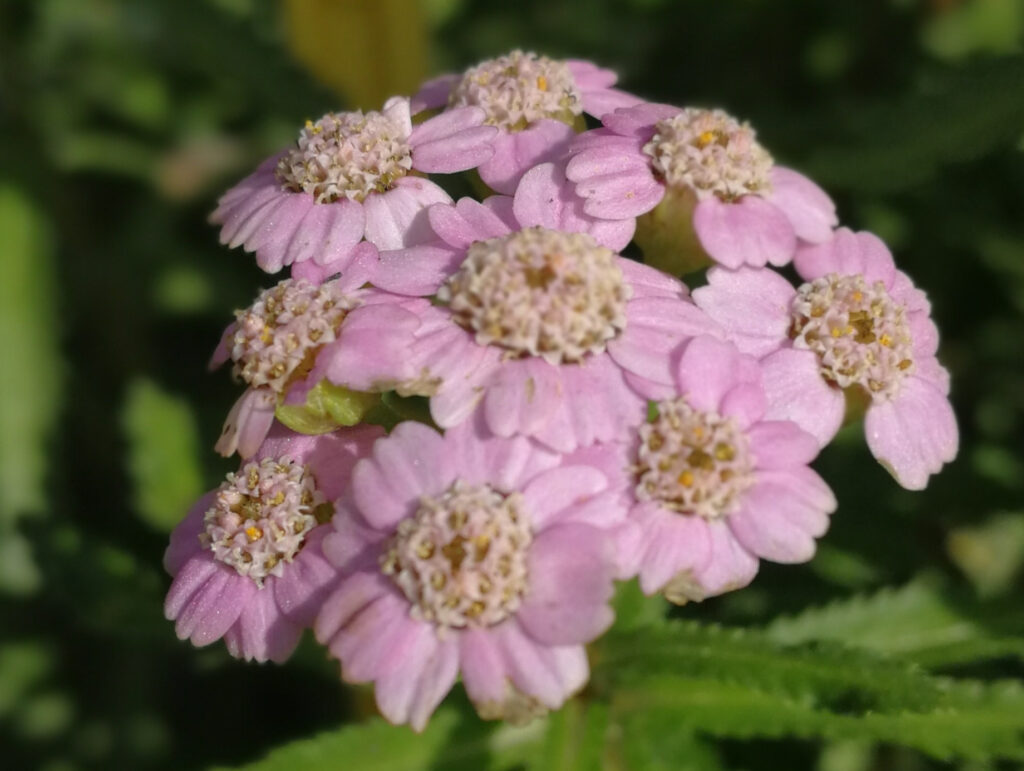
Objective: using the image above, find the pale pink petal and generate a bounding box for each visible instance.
[444,422,560,492]
[427,203,481,250]
[520,466,609,529]
[374,242,465,296]
[315,302,422,391]
[482,358,563,438]
[617,258,691,300]
[224,586,302,663]
[632,504,711,595]
[411,112,497,174]
[495,621,587,708]
[610,296,718,398]
[293,239,378,290]
[909,312,940,358]
[691,266,795,357]
[410,73,460,114]
[914,355,951,395]
[314,570,392,644]
[865,376,958,490]
[693,196,797,269]
[460,627,507,706]
[375,623,459,731]
[570,128,643,155]
[363,178,452,250]
[271,528,340,625]
[531,356,645,452]
[513,161,635,250]
[517,524,615,645]
[351,422,455,529]
[382,96,413,138]
[888,269,932,315]
[602,103,681,139]
[164,492,213,575]
[321,505,387,574]
[457,196,515,239]
[760,348,845,447]
[331,590,412,681]
[719,381,767,430]
[673,335,748,413]
[577,166,664,220]
[166,559,251,646]
[215,388,277,459]
[768,167,837,244]
[582,87,645,119]
[793,228,896,285]
[685,521,758,600]
[747,420,820,470]
[565,59,618,89]
[728,473,831,563]
[478,121,576,195]
[312,198,366,266]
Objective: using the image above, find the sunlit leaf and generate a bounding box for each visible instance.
[281,0,429,109]
[122,378,204,533]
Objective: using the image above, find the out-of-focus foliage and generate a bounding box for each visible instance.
[0,0,1022,769]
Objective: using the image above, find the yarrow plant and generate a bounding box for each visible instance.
[167,50,958,732]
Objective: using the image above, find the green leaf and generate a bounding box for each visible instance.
[122,378,204,533]
[0,185,61,595]
[764,580,1024,667]
[610,675,1024,761]
[215,707,548,771]
[598,621,1024,760]
[275,380,381,435]
[0,185,61,522]
[598,621,943,713]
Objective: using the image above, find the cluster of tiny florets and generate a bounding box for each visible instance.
[201,458,326,584]
[439,227,630,364]
[231,279,356,393]
[635,400,755,519]
[276,110,412,203]
[643,108,773,201]
[380,481,532,631]
[791,274,914,400]
[449,50,582,131]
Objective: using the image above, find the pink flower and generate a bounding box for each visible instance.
[565,103,837,269]
[692,228,958,489]
[412,51,641,194]
[164,424,383,663]
[364,164,717,452]
[209,97,497,282]
[315,421,626,729]
[611,335,836,602]
[211,279,421,458]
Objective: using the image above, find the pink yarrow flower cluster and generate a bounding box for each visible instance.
[165,50,958,731]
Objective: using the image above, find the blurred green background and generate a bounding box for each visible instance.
[1,0,1023,769]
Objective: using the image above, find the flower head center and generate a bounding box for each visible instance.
[438,227,631,364]
[635,399,754,519]
[275,110,412,203]
[449,50,582,132]
[791,273,914,399]
[230,279,357,393]
[381,481,532,631]
[201,457,327,584]
[642,108,773,201]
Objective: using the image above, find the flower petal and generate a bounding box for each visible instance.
[693,195,797,269]
[769,167,837,244]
